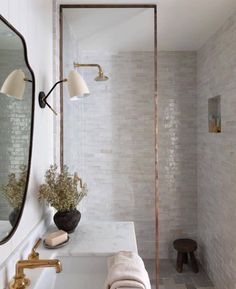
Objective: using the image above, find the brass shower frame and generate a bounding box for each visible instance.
[59,6,158,288]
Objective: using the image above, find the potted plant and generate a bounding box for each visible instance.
[1,165,27,227]
[38,164,87,233]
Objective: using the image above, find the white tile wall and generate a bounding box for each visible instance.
[63,50,156,260]
[158,51,197,259]
[197,11,236,289]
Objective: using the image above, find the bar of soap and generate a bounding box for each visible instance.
[44,230,68,247]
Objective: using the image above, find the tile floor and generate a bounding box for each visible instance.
[144,259,215,289]
[144,259,157,289]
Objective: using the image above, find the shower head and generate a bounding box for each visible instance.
[74,62,109,82]
[95,72,109,81]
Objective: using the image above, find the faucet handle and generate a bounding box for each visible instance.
[28,238,41,260]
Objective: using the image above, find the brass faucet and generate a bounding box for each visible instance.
[9,239,62,289]
[28,238,41,260]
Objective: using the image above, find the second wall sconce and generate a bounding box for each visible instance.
[38,70,89,115]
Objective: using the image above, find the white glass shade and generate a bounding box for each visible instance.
[0,69,26,100]
[67,70,89,100]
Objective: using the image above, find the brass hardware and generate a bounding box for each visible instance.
[73,173,88,203]
[74,62,103,74]
[73,62,108,81]
[74,172,83,188]
[9,257,62,289]
[28,238,41,260]
[44,101,58,116]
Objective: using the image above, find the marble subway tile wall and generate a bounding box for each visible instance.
[197,11,236,289]
[63,50,156,260]
[158,51,197,259]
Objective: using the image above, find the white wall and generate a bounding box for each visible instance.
[0,0,53,264]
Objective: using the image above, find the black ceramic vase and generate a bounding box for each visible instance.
[9,208,20,227]
[53,209,81,233]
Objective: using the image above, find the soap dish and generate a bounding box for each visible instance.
[43,236,70,249]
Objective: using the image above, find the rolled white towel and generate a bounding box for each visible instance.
[105,251,151,289]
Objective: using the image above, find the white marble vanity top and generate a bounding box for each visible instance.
[24,222,138,289]
[39,221,138,257]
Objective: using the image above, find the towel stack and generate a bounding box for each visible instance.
[105,251,151,289]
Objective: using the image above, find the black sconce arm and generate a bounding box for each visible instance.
[38,79,67,115]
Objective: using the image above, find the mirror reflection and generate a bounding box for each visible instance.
[0,18,33,242]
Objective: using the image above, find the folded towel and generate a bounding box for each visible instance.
[105,251,151,289]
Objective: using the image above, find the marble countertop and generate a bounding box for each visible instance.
[39,221,138,258]
[25,222,138,289]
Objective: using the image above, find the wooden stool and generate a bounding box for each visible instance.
[173,238,199,273]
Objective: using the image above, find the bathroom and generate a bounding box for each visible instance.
[0,1,236,289]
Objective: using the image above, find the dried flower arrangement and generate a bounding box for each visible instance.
[38,164,87,212]
[1,165,27,209]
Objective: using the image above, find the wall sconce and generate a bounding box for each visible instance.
[38,70,89,115]
[74,62,109,81]
[0,69,32,100]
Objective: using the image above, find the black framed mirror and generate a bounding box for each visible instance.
[0,15,35,244]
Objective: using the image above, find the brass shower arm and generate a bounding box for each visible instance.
[73,62,109,81]
[73,62,104,75]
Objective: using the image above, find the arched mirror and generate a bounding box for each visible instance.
[0,15,35,244]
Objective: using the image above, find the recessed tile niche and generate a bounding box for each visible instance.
[208,95,221,133]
